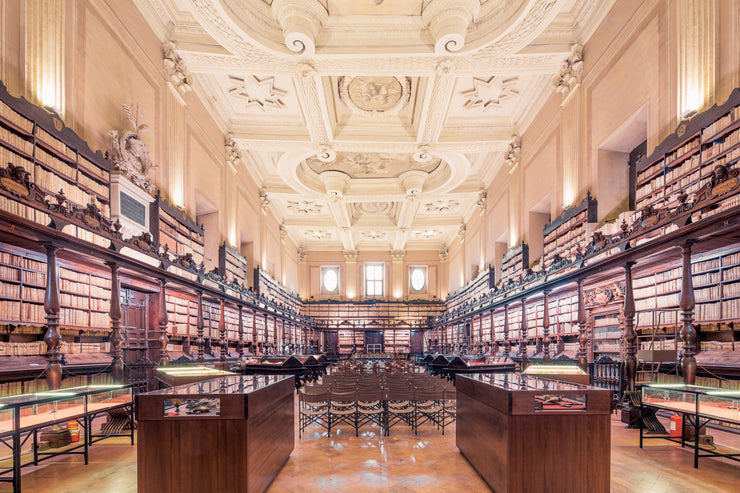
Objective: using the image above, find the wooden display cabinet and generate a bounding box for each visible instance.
[457,372,611,493]
[136,374,294,493]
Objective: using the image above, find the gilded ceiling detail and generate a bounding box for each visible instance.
[306,152,441,179]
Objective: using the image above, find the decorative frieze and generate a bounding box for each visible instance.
[553,44,583,99]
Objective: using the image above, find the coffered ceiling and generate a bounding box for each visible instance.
[135,0,614,252]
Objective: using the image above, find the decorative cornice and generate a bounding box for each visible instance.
[279,224,288,243]
[271,0,328,56]
[163,41,193,97]
[439,244,449,262]
[343,249,359,261]
[259,188,270,211]
[422,0,481,54]
[504,134,521,173]
[225,134,242,168]
[553,43,583,99]
[457,224,466,243]
[390,249,406,262]
[298,245,309,262]
[477,190,487,213]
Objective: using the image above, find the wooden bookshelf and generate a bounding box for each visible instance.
[150,192,204,266]
[637,89,740,214]
[543,194,597,271]
[501,244,529,284]
[219,243,248,284]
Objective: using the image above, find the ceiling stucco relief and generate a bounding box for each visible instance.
[137,0,614,251]
[286,200,325,215]
[461,76,519,111]
[422,199,461,214]
[303,229,334,240]
[227,75,287,111]
[306,152,441,179]
[338,76,411,117]
[359,230,389,241]
[413,229,443,239]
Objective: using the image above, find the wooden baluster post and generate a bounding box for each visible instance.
[219,299,227,362]
[577,278,588,370]
[237,305,244,360]
[196,291,204,362]
[503,304,511,358]
[107,261,124,382]
[158,279,169,366]
[623,261,637,393]
[679,241,697,384]
[543,290,551,362]
[43,244,62,389]
[521,299,528,370]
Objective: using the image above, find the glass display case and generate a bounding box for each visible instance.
[522,363,591,385]
[0,384,134,493]
[136,374,295,493]
[155,366,235,387]
[456,372,611,493]
[640,383,740,468]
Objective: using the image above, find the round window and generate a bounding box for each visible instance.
[410,268,425,291]
[323,268,338,292]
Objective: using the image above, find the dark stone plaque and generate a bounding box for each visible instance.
[120,191,146,226]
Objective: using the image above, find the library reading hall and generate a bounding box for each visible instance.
[2,1,740,492]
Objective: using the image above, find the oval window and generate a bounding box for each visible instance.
[323,268,338,292]
[410,268,425,291]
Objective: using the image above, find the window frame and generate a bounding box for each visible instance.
[364,262,385,298]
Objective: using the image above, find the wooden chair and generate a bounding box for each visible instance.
[298,388,330,438]
[329,390,357,436]
[414,388,444,435]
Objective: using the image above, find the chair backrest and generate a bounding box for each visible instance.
[299,389,330,404]
[330,390,357,404]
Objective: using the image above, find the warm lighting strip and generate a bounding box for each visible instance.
[676,0,716,120]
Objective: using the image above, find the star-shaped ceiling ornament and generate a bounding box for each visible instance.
[462,76,519,111]
[227,75,287,111]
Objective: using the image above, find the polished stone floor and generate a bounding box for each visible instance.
[1,406,739,492]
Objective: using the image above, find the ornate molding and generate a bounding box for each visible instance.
[271,0,328,55]
[553,43,583,99]
[423,199,460,214]
[360,230,388,241]
[343,250,359,261]
[477,190,487,212]
[279,224,288,243]
[286,199,325,215]
[422,0,481,54]
[390,249,406,262]
[298,245,309,262]
[259,188,270,210]
[107,103,157,195]
[457,224,466,243]
[462,76,519,111]
[338,76,411,117]
[226,75,286,111]
[225,134,242,168]
[163,41,193,97]
[504,134,521,172]
[439,244,449,262]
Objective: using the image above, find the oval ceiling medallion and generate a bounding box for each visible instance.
[339,76,411,117]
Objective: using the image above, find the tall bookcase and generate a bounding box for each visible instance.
[501,244,529,283]
[150,192,205,266]
[219,243,248,284]
[542,194,597,270]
